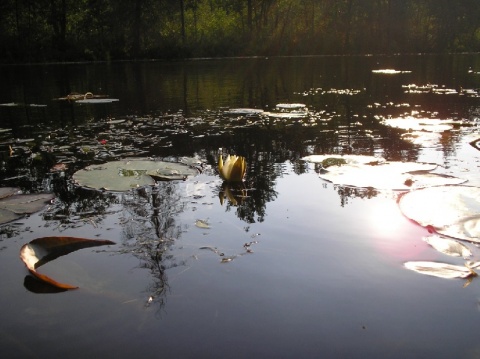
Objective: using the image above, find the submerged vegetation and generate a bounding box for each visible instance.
[2,0,480,63]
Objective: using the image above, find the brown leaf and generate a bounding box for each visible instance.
[20,236,115,290]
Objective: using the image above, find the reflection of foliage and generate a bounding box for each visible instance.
[42,178,119,230]
[219,182,247,206]
[211,146,279,223]
[334,185,379,207]
[120,184,188,310]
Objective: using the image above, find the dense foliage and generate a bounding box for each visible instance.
[2,0,480,63]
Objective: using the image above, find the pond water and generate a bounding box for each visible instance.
[1,54,480,358]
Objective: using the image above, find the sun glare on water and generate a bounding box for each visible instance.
[369,198,407,235]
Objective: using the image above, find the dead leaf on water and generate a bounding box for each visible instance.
[404,261,478,279]
[195,219,210,229]
[20,236,115,290]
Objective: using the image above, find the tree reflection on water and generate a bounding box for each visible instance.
[119,183,188,310]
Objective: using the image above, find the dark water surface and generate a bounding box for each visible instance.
[1,55,480,358]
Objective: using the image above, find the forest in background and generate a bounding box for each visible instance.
[2,0,480,63]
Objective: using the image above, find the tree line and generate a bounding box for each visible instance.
[2,0,480,63]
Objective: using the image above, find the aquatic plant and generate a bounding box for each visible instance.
[218,153,246,183]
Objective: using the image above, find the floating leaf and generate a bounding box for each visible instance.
[372,69,412,74]
[224,108,264,115]
[195,219,210,229]
[77,98,119,104]
[20,236,115,289]
[0,187,19,199]
[73,158,198,191]
[276,103,306,109]
[398,185,480,242]
[55,92,111,102]
[302,154,386,166]
[404,261,478,279]
[263,111,308,119]
[303,155,463,190]
[0,189,54,225]
[422,235,472,258]
[381,117,453,132]
[321,157,347,168]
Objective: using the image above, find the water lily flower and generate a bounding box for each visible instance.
[218,153,246,182]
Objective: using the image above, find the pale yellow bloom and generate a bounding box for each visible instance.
[218,154,246,182]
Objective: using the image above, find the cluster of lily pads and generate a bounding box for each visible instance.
[302,153,480,282]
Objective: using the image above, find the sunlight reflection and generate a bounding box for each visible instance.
[369,197,427,260]
[369,199,406,236]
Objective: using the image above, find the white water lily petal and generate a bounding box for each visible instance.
[398,185,480,242]
[404,261,475,279]
[422,235,472,258]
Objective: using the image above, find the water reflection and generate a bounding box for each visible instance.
[2,56,480,357]
[42,180,119,229]
[120,184,188,309]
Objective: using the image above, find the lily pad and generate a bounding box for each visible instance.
[20,236,115,289]
[422,235,472,258]
[77,98,119,104]
[276,103,306,109]
[372,69,412,74]
[0,187,19,199]
[225,108,264,115]
[404,261,480,279]
[263,111,308,119]
[0,189,54,225]
[381,117,453,132]
[303,155,463,190]
[302,154,386,166]
[398,185,480,242]
[73,158,198,191]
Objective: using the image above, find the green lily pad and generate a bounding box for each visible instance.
[0,189,54,225]
[321,157,347,168]
[72,158,198,191]
[398,185,480,242]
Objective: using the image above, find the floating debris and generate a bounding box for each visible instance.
[195,219,210,229]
